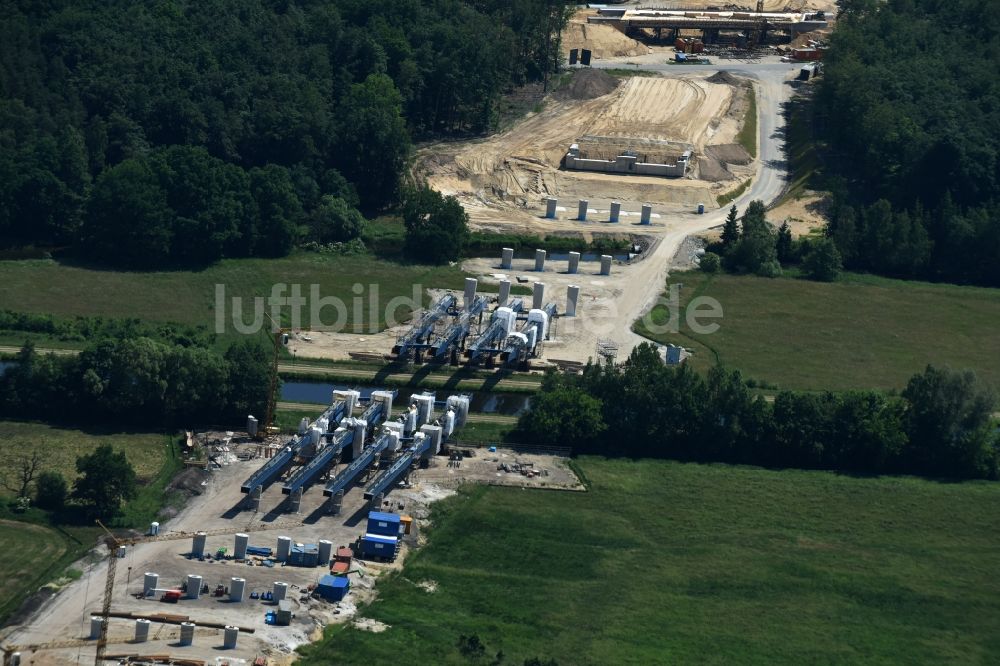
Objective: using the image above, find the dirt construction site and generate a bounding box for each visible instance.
[418,68,755,237]
[293,53,798,369]
[1,429,580,665]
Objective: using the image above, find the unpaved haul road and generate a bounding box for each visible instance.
[517,58,798,363]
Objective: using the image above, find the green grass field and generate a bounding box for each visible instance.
[0,422,180,623]
[0,518,105,625]
[0,520,80,623]
[446,419,515,446]
[0,253,467,343]
[300,457,1000,665]
[634,270,1000,391]
[0,421,169,483]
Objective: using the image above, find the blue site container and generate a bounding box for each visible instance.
[360,533,397,559]
[317,574,350,601]
[367,511,402,537]
[288,543,319,567]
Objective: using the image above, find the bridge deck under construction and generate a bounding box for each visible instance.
[589,8,827,34]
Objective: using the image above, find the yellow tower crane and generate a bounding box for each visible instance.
[90,519,302,664]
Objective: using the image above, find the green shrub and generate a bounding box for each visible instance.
[700,252,721,273]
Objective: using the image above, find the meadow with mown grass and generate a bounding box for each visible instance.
[0,519,98,625]
[299,457,1000,665]
[634,270,1000,391]
[0,253,467,347]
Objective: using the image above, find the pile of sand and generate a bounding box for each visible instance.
[561,69,620,101]
[706,71,742,86]
[791,29,832,49]
[562,22,651,59]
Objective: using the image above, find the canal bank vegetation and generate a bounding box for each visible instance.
[519,344,999,481]
[280,361,543,395]
[0,339,273,428]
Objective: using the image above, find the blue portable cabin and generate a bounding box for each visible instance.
[367,511,402,537]
[317,574,350,601]
[360,533,398,559]
[288,543,320,567]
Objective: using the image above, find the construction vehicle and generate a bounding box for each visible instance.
[160,590,182,603]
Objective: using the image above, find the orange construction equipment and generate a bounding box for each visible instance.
[160,590,182,603]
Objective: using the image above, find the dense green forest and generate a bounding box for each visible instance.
[0,339,272,426]
[519,344,999,480]
[0,0,569,267]
[817,0,1000,286]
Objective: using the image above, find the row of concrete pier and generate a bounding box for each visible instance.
[544,197,654,224]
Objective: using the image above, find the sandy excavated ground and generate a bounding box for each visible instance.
[286,328,398,362]
[418,71,751,234]
[421,449,583,491]
[306,59,796,369]
[3,439,580,665]
[588,77,735,147]
[769,191,829,237]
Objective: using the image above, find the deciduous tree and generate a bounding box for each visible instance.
[402,187,470,264]
[73,445,137,519]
